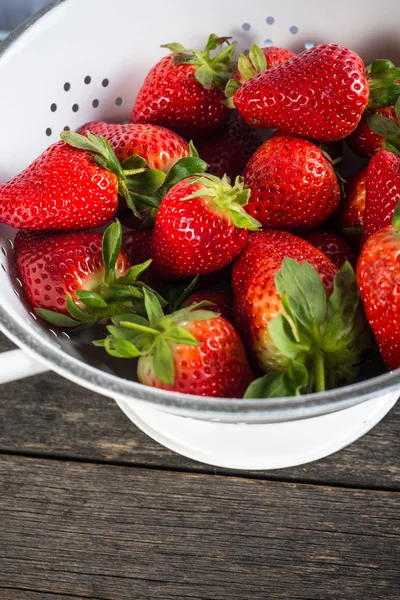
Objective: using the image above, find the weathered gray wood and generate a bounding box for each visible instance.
[0,455,399,600]
[1,334,399,489]
[2,591,94,600]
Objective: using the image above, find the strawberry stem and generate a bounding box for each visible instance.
[313,348,326,393]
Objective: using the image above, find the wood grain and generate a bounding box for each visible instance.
[0,455,399,600]
[1,334,399,489]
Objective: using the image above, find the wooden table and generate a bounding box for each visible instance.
[1,332,399,600]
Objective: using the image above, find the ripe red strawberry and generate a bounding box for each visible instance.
[347,106,398,157]
[242,134,340,231]
[97,290,253,397]
[131,35,236,139]
[338,166,367,233]
[122,230,160,290]
[151,174,261,280]
[357,203,400,369]
[233,230,370,396]
[231,44,370,142]
[363,150,400,242]
[77,122,189,172]
[0,132,169,231]
[232,45,295,84]
[183,289,233,322]
[196,111,262,180]
[14,221,153,328]
[303,230,357,268]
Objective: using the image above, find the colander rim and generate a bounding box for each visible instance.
[0,0,399,421]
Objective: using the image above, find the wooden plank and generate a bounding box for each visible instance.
[1,333,399,489]
[2,591,97,600]
[0,455,399,600]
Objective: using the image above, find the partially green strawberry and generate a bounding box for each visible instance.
[363,150,400,242]
[131,34,236,139]
[242,134,341,231]
[95,289,252,397]
[15,221,153,328]
[229,45,400,142]
[152,174,261,280]
[232,230,370,397]
[357,202,400,370]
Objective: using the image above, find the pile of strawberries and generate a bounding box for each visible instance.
[2,35,400,399]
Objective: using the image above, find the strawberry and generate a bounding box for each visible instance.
[232,45,296,84]
[229,45,374,142]
[0,132,169,231]
[347,106,398,157]
[151,174,261,280]
[15,221,152,328]
[303,230,357,269]
[232,230,370,396]
[77,122,189,172]
[363,150,400,242]
[357,202,400,369]
[131,35,236,139]
[96,289,252,397]
[338,166,367,235]
[183,289,233,322]
[242,134,340,231]
[195,111,262,180]
[122,230,160,290]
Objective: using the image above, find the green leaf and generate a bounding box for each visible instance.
[144,288,164,327]
[93,339,106,347]
[228,205,261,231]
[287,360,308,395]
[244,372,290,399]
[75,290,108,309]
[275,259,327,337]
[370,84,400,108]
[367,113,400,137]
[35,309,80,328]
[179,309,218,322]
[126,169,166,194]
[163,157,208,192]
[61,130,101,153]
[323,262,359,348]
[164,327,199,346]
[169,276,199,313]
[393,201,400,232]
[112,314,150,328]
[395,95,400,126]
[104,336,141,358]
[370,58,395,76]
[66,293,94,322]
[237,53,255,82]
[268,314,309,359]
[103,285,143,302]
[189,141,199,158]
[204,33,221,52]
[195,64,214,90]
[384,140,400,156]
[102,220,122,284]
[225,78,241,99]
[161,42,186,54]
[249,45,267,74]
[117,260,152,285]
[121,154,148,171]
[153,336,175,386]
[342,226,363,239]
[371,67,400,87]
[128,191,161,209]
[107,324,143,341]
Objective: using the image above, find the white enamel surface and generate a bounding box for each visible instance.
[0,0,400,467]
[0,349,48,384]
[116,391,399,469]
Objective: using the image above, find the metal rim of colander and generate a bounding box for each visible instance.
[0,0,399,422]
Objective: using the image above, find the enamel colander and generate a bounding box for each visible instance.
[0,0,399,470]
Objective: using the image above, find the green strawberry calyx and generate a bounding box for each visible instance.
[245,258,373,399]
[61,132,207,218]
[367,59,400,109]
[35,220,160,329]
[366,96,400,156]
[184,173,261,231]
[94,289,218,386]
[224,45,268,108]
[393,201,400,232]
[162,34,237,90]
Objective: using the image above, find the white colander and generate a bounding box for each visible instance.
[0,0,399,470]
